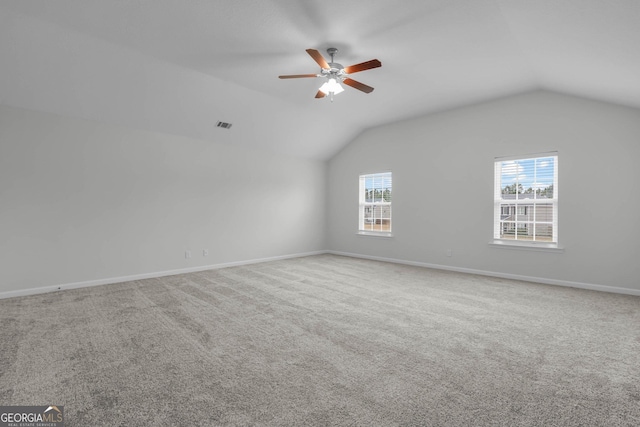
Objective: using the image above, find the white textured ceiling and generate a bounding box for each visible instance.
[1,0,639,160]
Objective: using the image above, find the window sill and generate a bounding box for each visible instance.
[489,240,564,253]
[357,231,394,238]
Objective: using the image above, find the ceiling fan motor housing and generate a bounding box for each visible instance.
[322,64,345,78]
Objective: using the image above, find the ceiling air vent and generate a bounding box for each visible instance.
[216,121,233,130]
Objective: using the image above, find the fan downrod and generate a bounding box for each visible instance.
[327,47,338,63]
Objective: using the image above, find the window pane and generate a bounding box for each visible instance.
[533,223,553,241]
[534,157,555,199]
[533,203,553,222]
[500,220,517,239]
[500,204,515,220]
[500,160,525,199]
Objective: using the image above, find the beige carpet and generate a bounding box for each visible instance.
[1,254,639,426]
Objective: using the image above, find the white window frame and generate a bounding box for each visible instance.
[491,152,561,251]
[358,172,392,237]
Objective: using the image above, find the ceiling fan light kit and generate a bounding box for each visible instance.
[319,78,344,95]
[279,47,381,102]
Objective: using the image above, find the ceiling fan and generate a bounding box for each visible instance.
[279,48,382,101]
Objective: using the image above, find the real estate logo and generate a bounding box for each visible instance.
[0,405,64,427]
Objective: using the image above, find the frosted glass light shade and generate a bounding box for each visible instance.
[319,78,344,95]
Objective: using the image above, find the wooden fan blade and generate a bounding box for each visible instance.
[344,59,382,74]
[314,90,326,99]
[279,74,318,79]
[306,49,330,69]
[343,78,374,94]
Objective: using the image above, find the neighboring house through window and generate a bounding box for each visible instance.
[359,172,392,234]
[494,153,558,245]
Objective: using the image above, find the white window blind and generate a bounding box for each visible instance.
[494,153,558,244]
[359,172,392,233]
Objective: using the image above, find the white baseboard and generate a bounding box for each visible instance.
[3,250,638,300]
[328,250,640,297]
[0,250,327,300]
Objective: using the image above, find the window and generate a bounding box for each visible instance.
[359,172,392,234]
[494,153,558,245]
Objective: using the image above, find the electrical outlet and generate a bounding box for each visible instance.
[185,250,192,259]
[446,249,452,257]
[203,249,209,256]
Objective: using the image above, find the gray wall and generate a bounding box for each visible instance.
[327,91,640,293]
[0,105,326,295]
[3,91,639,297]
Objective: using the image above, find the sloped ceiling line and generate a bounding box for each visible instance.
[1,0,639,160]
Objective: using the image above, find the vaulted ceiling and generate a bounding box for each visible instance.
[1,0,639,160]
